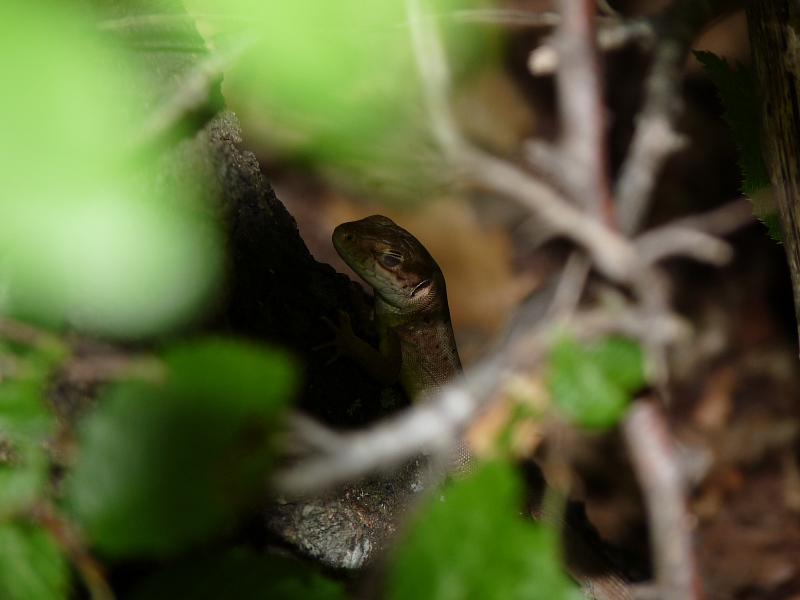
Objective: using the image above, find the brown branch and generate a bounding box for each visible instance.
[0,318,66,355]
[624,402,703,600]
[275,304,689,495]
[615,0,743,235]
[633,198,755,265]
[33,504,115,600]
[552,0,614,224]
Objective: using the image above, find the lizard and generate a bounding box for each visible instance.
[329,214,635,600]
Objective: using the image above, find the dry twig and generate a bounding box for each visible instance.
[624,402,702,600]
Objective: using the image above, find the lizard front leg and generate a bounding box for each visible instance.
[319,311,401,386]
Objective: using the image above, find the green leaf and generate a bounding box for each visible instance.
[694,50,778,240]
[388,462,580,600]
[589,337,644,392]
[66,339,295,557]
[0,377,54,439]
[547,337,643,429]
[0,441,49,520]
[0,0,222,337]
[130,551,346,600]
[0,523,69,600]
[185,0,496,200]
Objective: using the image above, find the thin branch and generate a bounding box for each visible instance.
[633,198,755,265]
[615,0,742,235]
[0,318,66,355]
[546,252,592,319]
[614,43,688,234]
[274,305,688,495]
[623,402,702,600]
[552,0,614,223]
[63,355,165,384]
[33,504,115,600]
[452,8,562,28]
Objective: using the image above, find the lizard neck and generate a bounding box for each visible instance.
[375,283,462,400]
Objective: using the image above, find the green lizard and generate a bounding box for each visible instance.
[328,214,635,600]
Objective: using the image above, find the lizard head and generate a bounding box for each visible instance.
[333,215,444,313]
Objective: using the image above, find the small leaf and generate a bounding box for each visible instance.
[694,50,778,240]
[388,462,580,600]
[588,337,644,393]
[130,551,346,600]
[547,337,642,429]
[0,523,69,600]
[66,339,295,556]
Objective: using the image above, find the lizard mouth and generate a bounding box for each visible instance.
[410,279,432,298]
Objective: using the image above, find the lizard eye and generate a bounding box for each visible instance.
[379,253,402,268]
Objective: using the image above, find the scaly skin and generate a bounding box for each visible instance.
[331,215,633,600]
[332,215,461,401]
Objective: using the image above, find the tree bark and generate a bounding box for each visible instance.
[747,1,800,348]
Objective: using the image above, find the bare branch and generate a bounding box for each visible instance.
[34,504,115,600]
[615,44,688,235]
[615,0,743,235]
[0,317,66,354]
[634,198,755,265]
[274,305,689,495]
[624,402,702,600]
[552,0,614,223]
[452,8,562,28]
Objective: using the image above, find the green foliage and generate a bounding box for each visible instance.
[547,336,644,429]
[0,0,221,337]
[130,551,346,600]
[388,462,581,600]
[0,377,54,440]
[66,339,295,556]
[0,523,68,600]
[694,50,779,240]
[0,443,49,521]
[0,362,56,520]
[186,0,496,199]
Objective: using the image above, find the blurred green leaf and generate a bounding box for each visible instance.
[0,0,221,337]
[0,442,49,520]
[0,523,68,600]
[589,337,644,393]
[693,50,778,240]
[186,0,495,198]
[388,462,580,600]
[130,550,345,600]
[66,339,295,557]
[547,337,643,429]
[0,377,55,440]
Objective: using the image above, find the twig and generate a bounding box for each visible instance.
[0,318,66,355]
[529,20,654,75]
[615,0,741,234]
[551,0,614,224]
[452,8,562,28]
[633,198,755,265]
[546,252,591,319]
[623,402,702,600]
[275,305,688,495]
[664,197,754,236]
[33,504,115,600]
[614,41,688,234]
[63,355,165,384]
